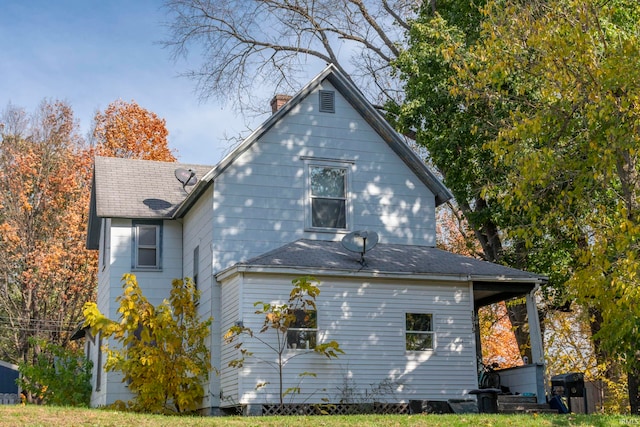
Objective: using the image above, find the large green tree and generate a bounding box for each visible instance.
[388,1,503,261]
[447,0,640,412]
[388,0,569,363]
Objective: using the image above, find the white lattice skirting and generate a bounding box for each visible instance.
[0,393,20,405]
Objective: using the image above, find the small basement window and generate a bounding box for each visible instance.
[287,309,317,349]
[319,90,335,113]
[406,313,435,351]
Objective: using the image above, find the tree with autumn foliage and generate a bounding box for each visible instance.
[83,274,212,414]
[92,100,176,161]
[0,100,97,376]
[436,204,523,368]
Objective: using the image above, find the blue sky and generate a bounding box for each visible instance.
[0,0,251,165]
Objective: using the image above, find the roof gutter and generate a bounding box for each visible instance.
[172,174,215,219]
[469,275,547,285]
[215,264,545,284]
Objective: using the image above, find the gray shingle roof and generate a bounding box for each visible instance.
[93,156,213,219]
[232,239,543,281]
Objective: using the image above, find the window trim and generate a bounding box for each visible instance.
[287,309,318,350]
[305,161,351,232]
[405,312,436,352]
[131,220,162,270]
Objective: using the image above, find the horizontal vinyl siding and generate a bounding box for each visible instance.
[107,219,182,308]
[182,186,217,408]
[183,187,214,312]
[212,156,303,271]
[231,274,475,405]
[212,80,436,272]
[220,274,241,406]
[92,218,111,407]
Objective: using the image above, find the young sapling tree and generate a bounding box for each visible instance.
[224,276,343,406]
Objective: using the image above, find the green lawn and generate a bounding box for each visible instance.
[0,406,637,427]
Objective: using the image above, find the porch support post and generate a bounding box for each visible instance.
[525,288,544,364]
[526,287,546,404]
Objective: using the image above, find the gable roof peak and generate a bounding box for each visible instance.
[174,65,452,217]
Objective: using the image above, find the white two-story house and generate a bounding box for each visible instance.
[85,65,546,414]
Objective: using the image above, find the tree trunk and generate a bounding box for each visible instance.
[629,367,640,415]
[461,198,536,357]
[464,198,503,264]
[506,302,532,362]
[590,307,628,410]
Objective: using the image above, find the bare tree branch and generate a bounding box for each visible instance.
[163,0,421,111]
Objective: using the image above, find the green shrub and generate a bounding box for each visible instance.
[18,338,93,406]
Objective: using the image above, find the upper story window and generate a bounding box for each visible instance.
[132,221,162,269]
[405,313,435,351]
[287,309,317,350]
[309,165,347,229]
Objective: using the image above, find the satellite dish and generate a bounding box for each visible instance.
[175,168,197,192]
[341,230,378,266]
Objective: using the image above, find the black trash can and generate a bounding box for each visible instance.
[551,372,586,413]
[470,388,501,413]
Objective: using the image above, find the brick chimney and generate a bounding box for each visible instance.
[270,94,292,114]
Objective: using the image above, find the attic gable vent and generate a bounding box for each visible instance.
[319,90,335,113]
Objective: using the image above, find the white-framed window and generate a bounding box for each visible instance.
[309,165,348,230]
[287,309,318,350]
[132,221,161,269]
[405,313,435,351]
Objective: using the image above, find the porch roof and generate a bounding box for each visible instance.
[218,239,547,305]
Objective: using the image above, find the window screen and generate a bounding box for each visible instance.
[287,309,318,349]
[310,166,346,229]
[406,313,435,351]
